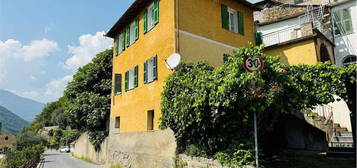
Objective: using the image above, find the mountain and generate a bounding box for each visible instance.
[0,89,44,122]
[0,105,28,134]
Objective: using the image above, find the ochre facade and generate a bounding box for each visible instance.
[110,0,256,133]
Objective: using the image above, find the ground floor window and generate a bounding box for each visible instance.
[147,110,154,131]
[343,55,357,66]
[115,117,120,131]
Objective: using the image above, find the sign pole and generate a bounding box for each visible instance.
[254,111,259,168]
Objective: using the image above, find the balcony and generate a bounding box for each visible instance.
[258,20,333,47]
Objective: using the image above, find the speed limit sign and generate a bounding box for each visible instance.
[243,56,264,73]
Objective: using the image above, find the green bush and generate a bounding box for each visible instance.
[5,144,44,168]
[160,44,356,164]
[214,143,255,167]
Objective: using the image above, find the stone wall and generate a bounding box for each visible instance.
[73,129,176,168]
[257,7,306,23]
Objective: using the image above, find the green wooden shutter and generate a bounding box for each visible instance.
[134,66,138,88]
[125,27,130,47]
[153,56,157,80]
[114,74,122,94]
[114,35,119,56]
[144,9,148,33]
[154,0,159,25]
[135,17,139,40]
[144,61,148,84]
[125,71,129,91]
[223,54,229,63]
[238,11,244,35]
[221,4,228,30]
[120,33,125,51]
[256,32,263,45]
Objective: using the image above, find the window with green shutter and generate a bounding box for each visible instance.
[333,8,353,36]
[222,4,244,35]
[144,1,158,34]
[114,74,122,95]
[144,56,158,84]
[120,33,125,52]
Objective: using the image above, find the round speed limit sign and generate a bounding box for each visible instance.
[243,56,264,73]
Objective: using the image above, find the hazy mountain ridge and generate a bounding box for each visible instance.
[0,105,28,134]
[0,89,44,122]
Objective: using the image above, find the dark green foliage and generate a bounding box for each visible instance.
[64,49,113,150]
[5,144,45,168]
[12,131,46,151]
[161,44,356,164]
[0,106,28,134]
[214,142,255,167]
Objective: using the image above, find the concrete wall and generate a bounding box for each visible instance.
[73,129,176,168]
[328,95,352,131]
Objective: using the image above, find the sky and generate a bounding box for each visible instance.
[0,0,135,103]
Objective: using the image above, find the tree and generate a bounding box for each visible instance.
[64,48,113,150]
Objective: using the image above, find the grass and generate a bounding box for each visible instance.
[110,164,123,168]
[263,150,356,168]
[71,153,97,165]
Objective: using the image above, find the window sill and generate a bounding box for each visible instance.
[145,79,157,84]
[223,28,243,36]
[114,92,122,96]
[125,87,138,92]
[144,24,157,35]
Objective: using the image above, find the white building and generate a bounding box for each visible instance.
[331,0,357,67]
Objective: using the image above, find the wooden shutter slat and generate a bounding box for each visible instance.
[144,9,148,33]
[153,56,157,80]
[125,71,129,91]
[238,11,244,35]
[221,4,228,30]
[134,66,138,88]
[135,18,139,40]
[154,0,159,25]
[144,61,148,83]
[125,27,130,47]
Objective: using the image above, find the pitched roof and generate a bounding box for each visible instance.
[105,0,262,38]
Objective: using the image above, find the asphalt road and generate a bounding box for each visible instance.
[43,152,102,168]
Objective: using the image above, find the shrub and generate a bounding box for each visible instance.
[214,142,255,167]
[5,144,44,168]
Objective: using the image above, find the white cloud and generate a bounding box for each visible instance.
[45,75,73,100]
[0,38,59,61]
[65,31,112,70]
[20,91,40,100]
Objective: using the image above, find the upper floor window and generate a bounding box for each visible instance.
[221,4,244,35]
[114,74,122,95]
[144,56,158,83]
[333,8,353,36]
[144,0,159,33]
[125,66,139,91]
[117,33,125,55]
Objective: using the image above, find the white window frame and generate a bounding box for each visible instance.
[147,3,155,31]
[118,33,124,54]
[228,8,238,33]
[129,22,136,45]
[128,68,135,90]
[147,58,155,82]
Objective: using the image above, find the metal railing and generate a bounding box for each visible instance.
[310,104,335,143]
[261,25,308,47]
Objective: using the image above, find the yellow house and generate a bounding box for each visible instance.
[105,0,259,133]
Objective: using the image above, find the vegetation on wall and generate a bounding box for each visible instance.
[160,44,356,166]
[64,48,113,150]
